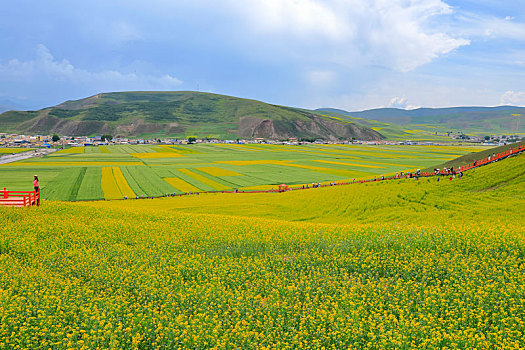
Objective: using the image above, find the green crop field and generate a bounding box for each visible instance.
[0,143,489,201]
[1,150,524,348]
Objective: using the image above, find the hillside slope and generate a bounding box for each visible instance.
[426,140,525,171]
[0,91,383,140]
[82,150,525,226]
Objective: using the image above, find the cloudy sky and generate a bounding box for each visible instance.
[1,0,524,111]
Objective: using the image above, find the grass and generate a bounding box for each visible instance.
[196,166,242,177]
[0,152,523,348]
[120,166,178,197]
[43,168,85,200]
[76,167,104,200]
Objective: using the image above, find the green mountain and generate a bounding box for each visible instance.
[0,91,383,141]
[318,106,525,138]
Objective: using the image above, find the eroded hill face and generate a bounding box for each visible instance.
[237,115,382,140]
[0,91,383,140]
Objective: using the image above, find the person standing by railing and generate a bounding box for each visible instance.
[33,175,39,193]
[33,175,40,205]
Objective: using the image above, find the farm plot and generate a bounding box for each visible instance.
[167,169,215,191]
[120,166,178,196]
[54,147,84,154]
[131,152,183,159]
[178,169,230,191]
[83,146,102,153]
[0,168,60,192]
[101,167,135,200]
[196,166,242,177]
[0,148,34,154]
[43,167,86,201]
[76,167,104,201]
[164,177,200,192]
[0,143,492,201]
[189,168,258,189]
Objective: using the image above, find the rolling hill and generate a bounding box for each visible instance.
[0,91,383,141]
[318,106,525,138]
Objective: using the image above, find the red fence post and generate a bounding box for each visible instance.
[3,187,7,199]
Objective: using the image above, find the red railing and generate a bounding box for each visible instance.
[0,188,40,207]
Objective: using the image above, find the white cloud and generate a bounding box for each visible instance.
[0,45,182,90]
[388,97,419,110]
[226,0,349,40]
[219,0,470,71]
[500,91,525,106]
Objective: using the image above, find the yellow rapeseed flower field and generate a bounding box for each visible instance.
[178,169,230,190]
[54,147,85,154]
[112,167,136,198]
[0,152,523,348]
[101,167,135,199]
[164,177,201,192]
[101,167,122,199]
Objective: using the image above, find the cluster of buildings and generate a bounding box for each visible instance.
[0,134,144,148]
[1,132,522,149]
[0,133,405,148]
[446,132,522,145]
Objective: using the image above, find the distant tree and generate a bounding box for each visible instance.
[101,134,113,141]
[52,134,60,142]
[187,137,197,144]
[484,136,490,141]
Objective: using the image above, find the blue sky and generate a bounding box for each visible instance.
[1,0,524,111]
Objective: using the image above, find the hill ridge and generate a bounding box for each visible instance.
[0,91,383,141]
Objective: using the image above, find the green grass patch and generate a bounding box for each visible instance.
[76,167,104,200]
[121,166,179,196]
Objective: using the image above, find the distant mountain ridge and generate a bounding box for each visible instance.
[0,91,383,141]
[318,106,525,136]
[319,106,522,120]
